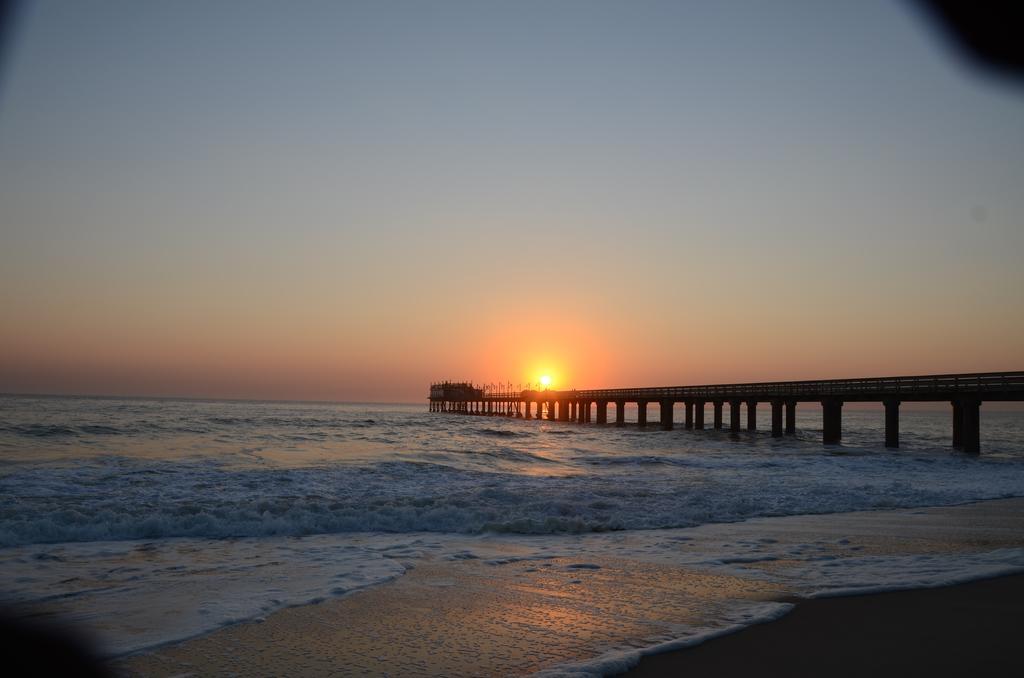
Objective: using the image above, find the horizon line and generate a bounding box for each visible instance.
[0,391,426,407]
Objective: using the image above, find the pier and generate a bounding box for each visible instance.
[429,372,1024,454]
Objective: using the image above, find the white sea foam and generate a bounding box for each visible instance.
[0,535,409,657]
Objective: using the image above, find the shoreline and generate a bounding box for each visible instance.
[110,498,1024,677]
[624,572,1024,677]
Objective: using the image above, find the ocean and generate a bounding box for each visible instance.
[2,395,1024,672]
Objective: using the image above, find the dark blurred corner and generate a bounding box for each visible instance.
[0,608,111,677]
[915,0,1024,82]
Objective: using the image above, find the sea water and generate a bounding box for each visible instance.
[2,395,1023,665]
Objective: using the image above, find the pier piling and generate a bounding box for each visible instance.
[730,400,741,432]
[822,398,843,444]
[771,399,784,437]
[884,399,900,448]
[660,400,673,430]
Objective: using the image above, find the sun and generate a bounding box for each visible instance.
[540,375,552,388]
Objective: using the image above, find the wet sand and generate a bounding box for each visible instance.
[626,572,1024,677]
[113,557,782,677]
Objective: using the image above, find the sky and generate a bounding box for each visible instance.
[1,0,1023,402]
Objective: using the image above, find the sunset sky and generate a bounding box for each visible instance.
[1,1,1023,402]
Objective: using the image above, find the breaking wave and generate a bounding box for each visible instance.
[3,454,1024,547]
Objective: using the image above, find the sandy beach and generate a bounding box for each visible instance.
[112,498,1024,677]
[627,573,1024,677]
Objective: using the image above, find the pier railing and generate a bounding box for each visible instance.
[569,371,1024,402]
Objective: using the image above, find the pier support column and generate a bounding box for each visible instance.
[577,401,586,424]
[958,398,980,455]
[548,400,557,420]
[559,400,570,422]
[695,401,705,429]
[822,398,843,445]
[884,399,900,448]
[584,402,592,423]
[713,401,723,429]
[785,400,796,435]
[771,399,784,437]
[615,401,625,427]
[597,401,608,424]
[660,400,673,430]
[746,400,757,430]
[684,401,694,429]
[729,400,741,432]
[952,400,963,449]
[637,400,648,428]
[524,401,531,419]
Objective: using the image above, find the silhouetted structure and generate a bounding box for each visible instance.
[429,372,1024,455]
